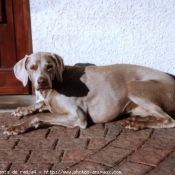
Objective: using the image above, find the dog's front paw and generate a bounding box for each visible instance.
[11,107,34,117]
[3,126,22,135]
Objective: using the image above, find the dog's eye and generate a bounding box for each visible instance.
[30,65,37,70]
[46,65,53,71]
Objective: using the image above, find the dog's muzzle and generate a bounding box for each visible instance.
[37,77,50,90]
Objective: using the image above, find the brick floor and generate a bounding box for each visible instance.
[111,160,153,175]
[87,145,133,167]
[0,112,175,174]
[57,138,89,150]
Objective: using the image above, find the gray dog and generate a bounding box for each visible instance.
[3,52,175,135]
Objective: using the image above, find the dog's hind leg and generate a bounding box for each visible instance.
[120,80,175,129]
[119,115,175,130]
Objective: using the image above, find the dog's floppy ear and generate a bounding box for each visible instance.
[13,55,29,86]
[51,53,64,82]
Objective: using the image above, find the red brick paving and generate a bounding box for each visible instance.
[149,157,175,175]
[111,160,153,175]
[57,138,89,150]
[28,150,63,163]
[48,126,80,138]
[0,112,175,174]
[87,145,133,167]
[15,138,57,150]
[109,136,145,150]
[88,138,113,149]
[0,150,29,163]
[128,146,171,167]
[63,149,96,162]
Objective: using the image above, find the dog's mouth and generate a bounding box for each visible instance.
[36,86,51,91]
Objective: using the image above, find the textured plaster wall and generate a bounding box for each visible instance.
[30,0,175,74]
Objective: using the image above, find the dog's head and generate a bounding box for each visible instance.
[14,52,64,90]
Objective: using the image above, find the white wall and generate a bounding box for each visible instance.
[30,0,175,74]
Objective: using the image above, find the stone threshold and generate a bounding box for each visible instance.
[0,95,35,110]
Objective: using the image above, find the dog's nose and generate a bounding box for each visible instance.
[37,77,46,86]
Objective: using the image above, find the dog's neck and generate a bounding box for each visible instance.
[52,66,89,97]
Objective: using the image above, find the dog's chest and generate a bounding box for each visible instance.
[35,90,44,102]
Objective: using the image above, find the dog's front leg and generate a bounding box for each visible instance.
[4,112,87,135]
[11,101,47,117]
